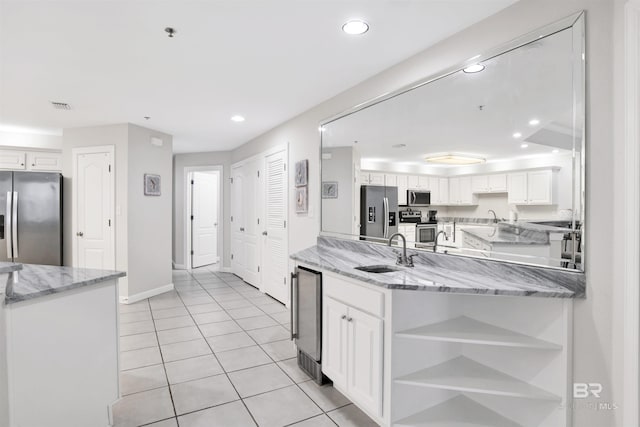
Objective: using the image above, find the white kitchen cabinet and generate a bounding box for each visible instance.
[384,174,397,187]
[26,152,62,171]
[396,175,408,205]
[471,174,507,193]
[407,175,420,189]
[323,297,349,388]
[398,224,416,243]
[0,151,26,170]
[429,177,449,205]
[447,177,476,205]
[361,171,385,186]
[418,176,430,188]
[507,170,555,205]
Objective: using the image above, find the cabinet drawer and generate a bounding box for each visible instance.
[324,273,384,317]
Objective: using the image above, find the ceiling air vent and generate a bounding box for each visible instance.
[51,101,71,110]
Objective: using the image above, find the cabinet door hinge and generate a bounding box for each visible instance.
[283,276,287,284]
[231,215,233,222]
[191,215,194,221]
[284,220,286,228]
[257,170,260,178]
[191,180,194,185]
[108,219,111,227]
[257,266,260,272]
[191,250,194,255]
[284,163,286,171]
[257,218,260,225]
[108,164,111,173]
[230,177,234,184]
[231,254,234,260]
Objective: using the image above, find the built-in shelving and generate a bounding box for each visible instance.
[394,356,561,401]
[395,316,561,350]
[394,395,522,427]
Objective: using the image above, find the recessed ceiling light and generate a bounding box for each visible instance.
[529,119,540,126]
[521,143,529,148]
[231,115,245,123]
[144,116,151,120]
[425,154,485,165]
[463,63,485,73]
[513,132,522,138]
[392,143,406,148]
[342,19,369,35]
[552,149,559,154]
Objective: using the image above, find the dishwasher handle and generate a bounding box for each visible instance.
[290,271,298,341]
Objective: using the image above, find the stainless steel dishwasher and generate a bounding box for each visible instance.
[291,266,328,384]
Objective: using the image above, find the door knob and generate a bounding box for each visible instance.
[262,231,268,236]
[76,231,84,237]
[240,227,245,232]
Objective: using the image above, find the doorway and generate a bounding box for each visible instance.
[185,166,223,270]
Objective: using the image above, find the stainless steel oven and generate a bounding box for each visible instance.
[415,223,438,248]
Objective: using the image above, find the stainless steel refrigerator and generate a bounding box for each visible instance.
[0,171,62,265]
[360,185,398,239]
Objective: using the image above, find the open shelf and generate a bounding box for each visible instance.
[395,316,561,350]
[394,395,521,427]
[394,356,561,401]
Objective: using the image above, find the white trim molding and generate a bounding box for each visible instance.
[624,1,640,426]
[120,283,174,304]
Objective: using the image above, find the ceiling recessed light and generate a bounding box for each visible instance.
[521,143,529,148]
[144,116,151,120]
[425,154,485,165]
[513,132,522,138]
[552,149,559,154]
[392,143,406,148]
[230,115,245,123]
[529,118,540,126]
[342,19,369,35]
[463,63,485,73]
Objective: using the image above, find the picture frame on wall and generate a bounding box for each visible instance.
[322,181,338,199]
[144,174,161,196]
[295,159,308,187]
[295,186,308,213]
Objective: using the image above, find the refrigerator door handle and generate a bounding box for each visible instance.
[383,197,389,238]
[290,272,298,340]
[5,192,11,259]
[12,191,17,259]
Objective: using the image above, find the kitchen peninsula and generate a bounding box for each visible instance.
[292,236,585,427]
[0,262,125,427]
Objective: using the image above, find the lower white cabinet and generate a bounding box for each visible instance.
[323,296,383,418]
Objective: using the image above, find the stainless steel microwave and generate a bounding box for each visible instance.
[407,190,431,207]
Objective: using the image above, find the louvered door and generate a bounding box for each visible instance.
[262,149,288,303]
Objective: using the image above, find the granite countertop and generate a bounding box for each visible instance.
[461,226,549,245]
[4,264,126,304]
[0,262,23,275]
[291,236,585,298]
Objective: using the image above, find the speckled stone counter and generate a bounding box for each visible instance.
[461,225,549,245]
[0,262,23,275]
[291,236,585,298]
[4,264,125,304]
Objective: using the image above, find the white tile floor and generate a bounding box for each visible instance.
[114,266,379,427]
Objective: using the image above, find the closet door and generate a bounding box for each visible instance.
[262,149,288,303]
[230,164,245,278]
[241,157,261,287]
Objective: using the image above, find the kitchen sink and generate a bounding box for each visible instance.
[354,265,400,273]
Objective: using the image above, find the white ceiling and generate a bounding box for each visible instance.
[322,25,582,169]
[0,0,517,153]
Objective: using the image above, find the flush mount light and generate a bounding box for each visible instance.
[521,143,529,148]
[392,143,406,148]
[513,132,522,138]
[463,63,485,73]
[342,19,369,35]
[425,154,485,165]
[230,115,245,123]
[529,118,540,126]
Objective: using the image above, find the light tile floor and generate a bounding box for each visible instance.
[114,266,379,427]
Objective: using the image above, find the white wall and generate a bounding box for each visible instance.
[62,124,129,294]
[173,151,232,269]
[127,124,173,297]
[229,1,620,425]
[0,130,62,150]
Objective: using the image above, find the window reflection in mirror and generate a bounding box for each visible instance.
[320,15,585,271]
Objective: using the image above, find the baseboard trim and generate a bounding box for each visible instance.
[172,261,186,270]
[220,266,233,273]
[120,283,174,304]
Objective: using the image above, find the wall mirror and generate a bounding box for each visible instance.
[320,12,585,271]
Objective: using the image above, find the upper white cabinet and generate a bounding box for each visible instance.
[471,174,507,193]
[361,172,385,186]
[0,150,62,172]
[407,175,429,189]
[384,174,397,187]
[396,175,408,205]
[507,169,556,205]
[448,177,476,205]
[430,177,449,205]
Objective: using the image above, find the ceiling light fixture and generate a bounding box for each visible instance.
[231,115,245,123]
[463,63,485,73]
[144,116,151,120]
[342,19,369,35]
[425,154,485,165]
[529,118,540,126]
[513,132,522,138]
[164,27,176,38]
[552,149,559,154]
[521,143,529,148]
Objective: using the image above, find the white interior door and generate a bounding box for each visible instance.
[242,157,260,287]
[262,149,288,303]
[75,149,114,270]
[230,165,245,278]
[191,171,218,268]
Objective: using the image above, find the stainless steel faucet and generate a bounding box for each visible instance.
[388,233,415,267]
[488,209,498,223]
[433,230,448,253]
